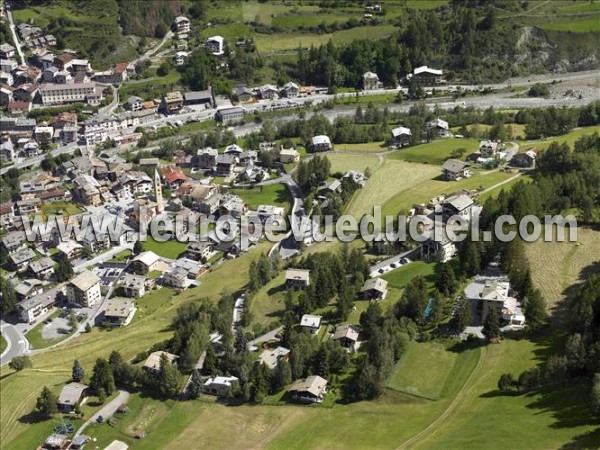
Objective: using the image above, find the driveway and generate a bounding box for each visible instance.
[369,248,419,278]
[248,326,283,349]
[0,323,29,366]
[74,390,130,437]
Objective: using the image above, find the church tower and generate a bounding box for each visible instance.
[154,168,164,213]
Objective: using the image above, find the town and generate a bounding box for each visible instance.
[1,1,600,450]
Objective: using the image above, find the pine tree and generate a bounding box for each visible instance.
[524,289,547,331]
[90,358,115,396]
[157,353,182,397]
[591,374,600,415]
[0,276,17,317]
[454,299,472,332]
[133,241,144,255]
[187,370,203,399]
[482,306,500,341]
[72,360,85,382]
[36,386,58,418]
[436,263,458,297]
[97,388,107,404]
[234,326,248,356]
[272,360,292,393]
[55,257,74,282]
[202,345,218,376]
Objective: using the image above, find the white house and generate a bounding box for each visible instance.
[311,135,332,152]
[427,118,450,137]
[206,36,224,56]
[300,314,322,335]
[66,270,102,307]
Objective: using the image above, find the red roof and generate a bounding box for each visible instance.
[0,202,14,215]
[8,101,30,110]
[164,172,188,185]
[114,62,129,74]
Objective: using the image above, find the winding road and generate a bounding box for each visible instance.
[0,323,29,366]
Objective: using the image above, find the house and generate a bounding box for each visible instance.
[360,277,388,300]
[0,202,15,228]
[391,126,412,147]
[1,230,25,253]
[280,81,300,98]
[183,89,214,107]
[70,435,90,450]
[421,228,458,263]
[143,351,179,375]
[56,240,84,260]
[427,118,450,137]
[7,101,30,116]
[118,171,153,196]
[9,248,36,272]
[161,91,184,115]
[0,43,15,59]
[17,290,58,323]
[162,165,188,189]
[206,36,225,56]
[57,382,89,412]
[441,159,470,181]
[216,106,244,123]
[124,95,144,112]
[362,71,381,90]
[343,170,368,187]
[234,85,255,103]
[412,66,443,85]
[104,440,129,450]
[300,314,322,334]
[332,324,360,351]
[239,150,257,166]
[130,251,161,275]
[465,278,525,326]
[66,270,102,307]
[43,433,69,450]
[0,140,14,162]
[202,376,238,397]
[258,346,290,369]
[0,59,18,73]
[15,279,45,300]
[0,86,13,107]
[104,298,136,326]
[256,205,285,223]
[286,269,310,290]
[173,16,191,34]
[311,135,332,152]
[120,273,146,298]
[193,147,218,170]
[16,198,41,215]
[186,241,215,262]
[219,194,246,218]
[257,84,278,100]
[288,375,328,403]
[29,256,56,280]
[442,194,474,222]
[71,59,90,77]
[162,266,188,289]
[215,154,237,176]
[178,182,220,213]
[279,147,299,164]
[510,149,537,168]
[479,140,499,157]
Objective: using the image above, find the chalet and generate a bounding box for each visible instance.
[256,204,285,223]
[362,71,380,90]
[178,182,220,213]
[2,231,25,253]
[412,66,443,85]
[216,106,244,123]
[300,314,322,335]
[0,202,15,228]
[143,351,179,375]
[183,89,214,107]
[510,149,537,168]
[311,135,332,152]
[7,101,30,116]
[9,248,36,272]
[332,324,360,351]
[427,118,450,137]
[118,171,153,196]
[0,43,15,59]
[193,147,218,170]
[234,85,255,103]
[15,279,44,300]
[120,273,146,298]
[162,166,188,189]
[71,59,90,77]
[391,126,412,147]
[219,194,246,218]
[360,278,388,300]
[258,346,290,369]
[421,227,458,263]
[29,256,55,280]
[173,16,191,34]
[224,144,244,156]
[18,290,58,323]
[73,174,102,206]
[0,140,14,162]
[465,278,525,326]
[343,170,368,187]
[57,382,89,412]
[130,251,161,275]
[256,84,278,100]
[186,241,215,262]
[479,140,499,157]
[161,91,184,115]
[279,147,299,163]
[162,266,189,289]
[215,154,237,176]
[206,36,225,56]
[124,95,144,112]
[441,159,470,181]
[285,268,310,290]
[280,81,300,98]
[104,298,136,326]
[239,150,258,166]
[203,376,238,397]
[16,198,41,215]
[288,375,328,404]
[66,270,102,307]
[442,194,474,223]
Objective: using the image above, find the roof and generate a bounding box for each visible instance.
[441,159,469,173]
[15,279,44,297]
[70,270,100,291]
[207,35,224,44]
[39,82,96,92]
[312,135,331,145]
[45,434,68,447]
[288,375,327,397]
[57,240,83,255]
[481,280,510,302]
[300,314,322,328]
[363,71,379,79]
[183,90,212,102]
[10,248,36,264]
[445,194,473,211]
[361,277,388,293]
[114,62,129,74]
[143,351,178,371]
[286,268,310,282]
[258,346,290,369]
[392,126,412,137]
[332,324,360,342]
[204,375,238,387]
[224,144,244,154]
[414,65,443,76]
[428,118,449,130]
[58,382,88,406]
[104,440,129,450]
[133,251,160,267]
[105,298,135,318]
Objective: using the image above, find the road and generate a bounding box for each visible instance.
[369,248,419,278]
[130,30,174,67]
[247,326,283,349]
[5,6,25,65]
[73,243,133,273]
[74,390,130,438]
[97,85,119,119]
[0,323,29,366]
[476,172,525,197]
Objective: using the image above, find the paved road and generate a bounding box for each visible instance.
[74,390,130,438]
[5,6,25,65]
[248,326,283,349]
[73,243,133,273]
[369,249,419,278]
[0,323,29,366]
[476,172,525,197]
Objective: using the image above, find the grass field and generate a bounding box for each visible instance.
[525,227,600,309]
[247,272,287,330]
[537,15,600,33]
[42,202,85,217]
[334,142,387,153]
[386,342,460,400]
[381,170,513,216]
[521,125,600,151]
[0,334,7,354]
[142,236,187,260]
[325,153,380,174]
[387,138,479,165]
[476,173,532,204]
[231,183,290,210]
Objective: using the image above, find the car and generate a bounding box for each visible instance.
[390,263,397,268]
[378,268,385,274]
[401,257,411,264]
[96,415,104,423]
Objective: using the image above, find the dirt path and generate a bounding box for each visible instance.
[476,172,524,197]
[397,346,487,450]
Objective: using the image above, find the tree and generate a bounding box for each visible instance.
[0,276,17,318]
[234,326,248,356]
[133,241,144,255]
[592,373,600,416]
[202,345,218,376]
[482,306,500,341]
[90,358,115,396]
[55,257,74,282]
[85,322,92,333]
[524,289,547,331]
[157,353,182,397]
[97,388,107,404]
[187,370,203,399]
[72,360,85,382]
[497,373,516,393]
[272,359,292,393]
[68,311,79,332]
[436,263,458,297]
[36,386,58,418]
[453,299,472,332]
[9,355,32,371]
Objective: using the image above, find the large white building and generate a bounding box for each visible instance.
[66,270,102,307]
[39,82,103,106]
